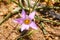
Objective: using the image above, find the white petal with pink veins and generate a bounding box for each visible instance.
[21,9,26,19]
[13,18,24,24]
[29,11,36,20]
[29,22,38,30]
[21,23,29,31]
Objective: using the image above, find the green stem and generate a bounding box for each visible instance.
[26,0,30,8]
[33,0,39,10]
[0,9,20,25]
[26,0,31,13]
[0,13,12,25]
[35,16,60,25]
[18,30,34,39]
[18,0,24,9]
[11,0,23,9]
[35,6,60,10]
[40,22,47,35]
[0,7,30,25]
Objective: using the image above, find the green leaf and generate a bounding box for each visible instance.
[17,38,24,40]
[40,22,47,35]
[26,0,30,7]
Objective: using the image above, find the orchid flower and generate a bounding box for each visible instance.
[14,9,38,31]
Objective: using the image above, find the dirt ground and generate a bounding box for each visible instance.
[0,0,60,40]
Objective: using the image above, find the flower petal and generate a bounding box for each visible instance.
[13,18,23,24]
[29,22,38,30]
[21,23,29,31]
[21,9,26,19]
[29,11,36,19]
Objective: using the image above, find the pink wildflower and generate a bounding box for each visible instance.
[14,9,38,31]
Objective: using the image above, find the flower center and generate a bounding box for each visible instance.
[24,19,30,24]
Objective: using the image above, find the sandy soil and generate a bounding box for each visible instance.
[0,0,60,40]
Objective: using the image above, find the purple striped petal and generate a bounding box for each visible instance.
[21,23,29,31]
[29,11,36,20]
[13,18,23,24]
[21,9,26,19]
[29,22,38,30]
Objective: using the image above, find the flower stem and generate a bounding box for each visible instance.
[21,30,34,37]
[17,30,34,40]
